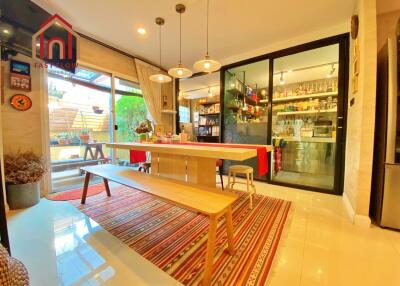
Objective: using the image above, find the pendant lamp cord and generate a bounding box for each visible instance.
[206,0,209,56]
[179,12,182,64]
[159,25,162,67]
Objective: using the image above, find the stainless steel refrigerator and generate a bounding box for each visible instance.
[371,34,400,229]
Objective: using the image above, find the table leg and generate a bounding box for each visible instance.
[88,147,95,160]
[203,215,217,286]
[103,178,111,197]
[99,146,105,159]
[94,147,99,159]
[83,146,89,161]
[225,206,235,255]
[187,157,216,187]
[81,172,91,204]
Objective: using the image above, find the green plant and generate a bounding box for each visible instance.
[4,151,47,185]
[80,129,89,135]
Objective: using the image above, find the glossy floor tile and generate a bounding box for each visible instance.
[7,199,182,286]
[7,177,400,286]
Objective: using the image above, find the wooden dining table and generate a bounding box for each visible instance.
[107,142,272,187]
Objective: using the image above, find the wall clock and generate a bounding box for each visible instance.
[10,94,32,111]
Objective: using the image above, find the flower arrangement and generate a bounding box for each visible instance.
[135,120,152,134]
[4,151,47,185]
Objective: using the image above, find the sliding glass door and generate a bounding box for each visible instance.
[270,44,340,191]
[48,66,112,192]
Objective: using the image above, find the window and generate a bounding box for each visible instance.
[179,106,190,123]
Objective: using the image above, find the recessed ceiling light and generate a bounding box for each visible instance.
[137,27,146,35]
[3,29,9,34]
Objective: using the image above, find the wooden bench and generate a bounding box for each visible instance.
[80,164,237,286]
[52,158,109,172]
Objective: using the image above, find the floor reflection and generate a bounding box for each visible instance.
[53,213,115,286]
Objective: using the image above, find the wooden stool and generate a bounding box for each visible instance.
[227,165,256,209]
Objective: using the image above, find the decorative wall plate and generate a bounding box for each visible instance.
[10,94,32,111]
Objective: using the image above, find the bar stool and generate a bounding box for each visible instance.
[227,165,256,209]
[216,159,224,190]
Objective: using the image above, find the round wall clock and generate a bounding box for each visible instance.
[10,94,32,111]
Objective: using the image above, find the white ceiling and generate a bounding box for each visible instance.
[32,0,355,70]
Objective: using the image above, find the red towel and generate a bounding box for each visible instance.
[130,150,146,164]
[168,142,269,177]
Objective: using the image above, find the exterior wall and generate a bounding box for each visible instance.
[343,0,377,222]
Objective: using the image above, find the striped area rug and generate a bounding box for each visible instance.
[70,185,291,285]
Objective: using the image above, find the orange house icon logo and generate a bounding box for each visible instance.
[32,14,79,71]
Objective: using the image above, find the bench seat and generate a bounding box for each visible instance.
[79,164,237,286]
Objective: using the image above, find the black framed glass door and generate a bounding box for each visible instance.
[221,34,349,194]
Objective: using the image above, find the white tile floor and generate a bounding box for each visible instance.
[7,177,400,286]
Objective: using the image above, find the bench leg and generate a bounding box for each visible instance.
[203,216,217,286]
[225,206,235,255]
[103,178,111,197]
[81,172,91,204]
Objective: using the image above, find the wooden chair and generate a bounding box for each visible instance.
[227,165,256,209]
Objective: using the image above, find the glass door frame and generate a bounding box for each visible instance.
[220,34,349,195]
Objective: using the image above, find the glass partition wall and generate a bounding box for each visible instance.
[222,35,348,194]
[223,60,270,180]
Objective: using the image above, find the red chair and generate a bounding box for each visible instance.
[216,159,224,190]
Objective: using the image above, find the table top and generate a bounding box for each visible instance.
[107,142,271,161]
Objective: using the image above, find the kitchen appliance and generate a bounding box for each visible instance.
[370,32,400,229]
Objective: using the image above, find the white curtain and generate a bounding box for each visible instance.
[134,59,163,124]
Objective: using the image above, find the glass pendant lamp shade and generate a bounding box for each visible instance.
[193,0,221,72]
[149,73,171,83]
[149,17,172,83]
[168,63,193,78]
[168,4,192,79]
[193,55,221,73]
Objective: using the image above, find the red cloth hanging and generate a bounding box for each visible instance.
[130,150,146,164]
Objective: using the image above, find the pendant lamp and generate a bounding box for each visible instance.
[193,0,221,73]
[168,4,192,79]
[149,17,172,83]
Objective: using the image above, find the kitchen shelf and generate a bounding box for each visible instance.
[272,92,338,103]
[276,108,337,116]
[199,102,219,106]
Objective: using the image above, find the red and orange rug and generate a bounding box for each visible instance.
[68,185,291,285]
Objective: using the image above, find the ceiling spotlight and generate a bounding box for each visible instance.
[287,70,293,73]
[279,72,285,85]
[327,64,335,78]
[3,29,9,34]
[137,27,146,35]
[208,87,213,97]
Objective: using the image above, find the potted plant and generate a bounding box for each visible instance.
[4,151,47,209]
[79,129,90,144]
[134,120,152,142]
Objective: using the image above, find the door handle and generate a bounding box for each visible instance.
[114,125,118,131]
